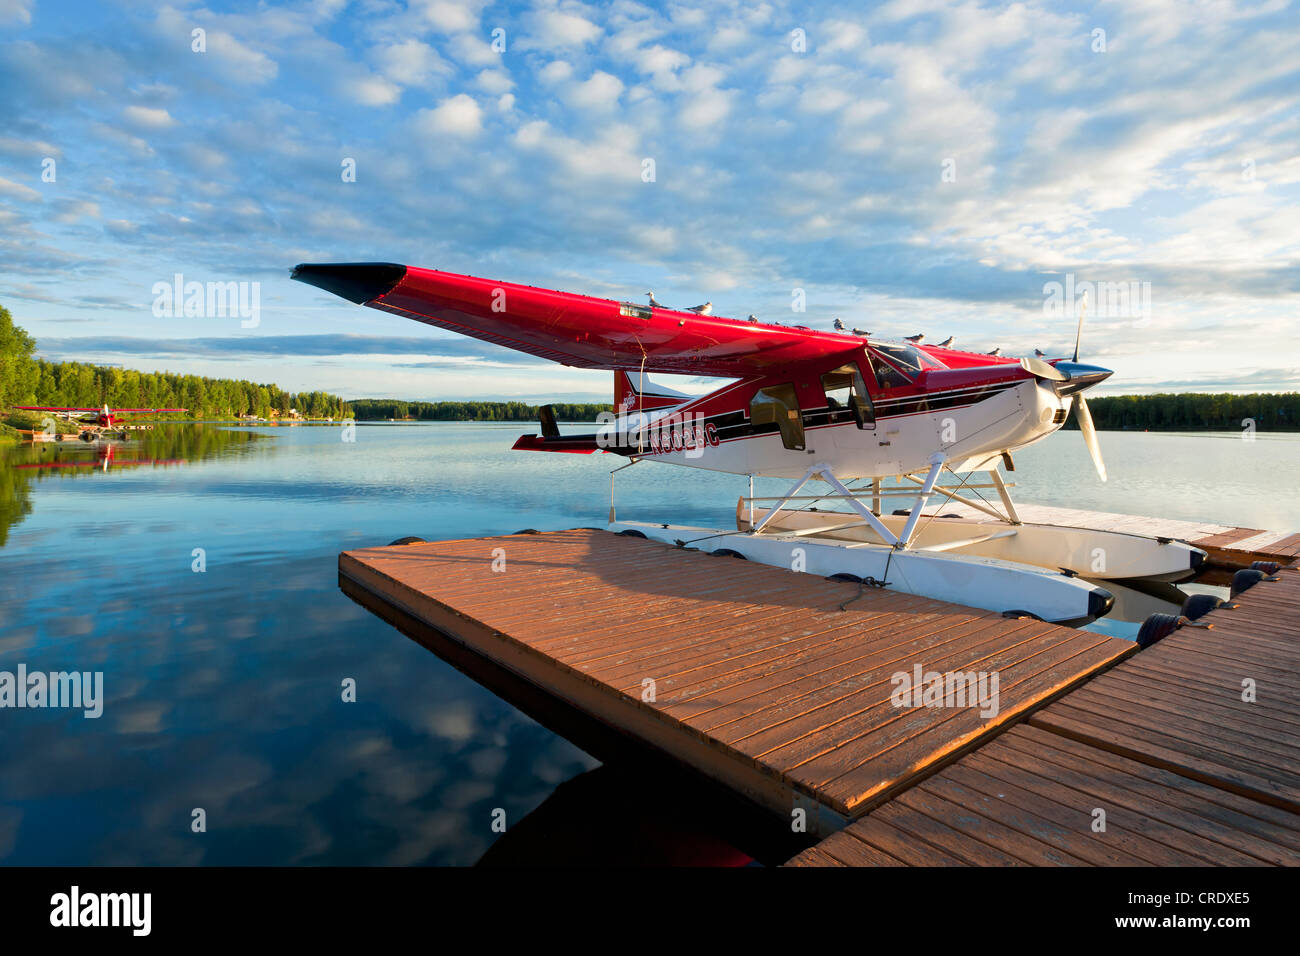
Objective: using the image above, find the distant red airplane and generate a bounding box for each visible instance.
[13,404,186,428]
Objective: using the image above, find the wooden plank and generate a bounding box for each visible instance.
[688,615,1034,729]
[916,765,1180,866]
[811,831,905,867]
[835,815,972,866]
[1029,559,1300,812]
[788,725,1300,866]
[813,639,1132,811]
[720,620,1064,753]
[1030,706,1300,813]
[783,844,850,867]
[341,528,1132,828]
[992,728,1300,864]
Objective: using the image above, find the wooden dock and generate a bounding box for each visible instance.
[340,528,1134,835]
[786,557,1300,866]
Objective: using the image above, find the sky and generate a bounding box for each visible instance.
[1,0,1298,403]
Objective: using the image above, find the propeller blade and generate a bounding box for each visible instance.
[1020,356,1069,382]
[1072,289,1088,362]
[1074,394,1107,482]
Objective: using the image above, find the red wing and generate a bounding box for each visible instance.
[12,406,186,412]
[292,263,866,377]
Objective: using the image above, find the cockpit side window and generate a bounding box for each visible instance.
[821,364,874,428]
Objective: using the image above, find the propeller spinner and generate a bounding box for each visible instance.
[1021,358,1112,482]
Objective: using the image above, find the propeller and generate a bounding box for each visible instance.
[1069,288,1105,481]
[1073,392,1106,482]
[1019,356,1068,381]
[1018,287,1110,483]
[1018,360,1111,482]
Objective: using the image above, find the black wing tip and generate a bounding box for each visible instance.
[290,262,407,304]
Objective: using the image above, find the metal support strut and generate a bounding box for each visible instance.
[747,455,948,550]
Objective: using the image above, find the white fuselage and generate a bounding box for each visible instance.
[617,378,1070,479]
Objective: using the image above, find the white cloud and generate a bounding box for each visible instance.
[678,89,733,130]
[350,74,403,107]
[123,106,177,129]
[526,9,602,47]
[154,7,279,84]
[377,39,452,87]
[538,60,574,84]
[0,177,41,202]
[474,69,514,94]
[633,44,690,90]
[204,31,278,84]
[417,94,484,138]
[0,0,32,25]
[819,19,869,55]
[416,0,487,34]
[565,71,623,111]
[513,120,642,183]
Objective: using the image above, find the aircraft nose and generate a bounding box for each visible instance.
[1051,362,1112,396]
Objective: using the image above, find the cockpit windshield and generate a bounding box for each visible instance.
[870,343,945,376]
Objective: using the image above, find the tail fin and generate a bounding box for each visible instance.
[513,403,599,454]
[613,370,689,414]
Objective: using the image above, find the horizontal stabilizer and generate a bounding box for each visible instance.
[512,434,601,454]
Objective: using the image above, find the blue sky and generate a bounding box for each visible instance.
[1,0,1298,402]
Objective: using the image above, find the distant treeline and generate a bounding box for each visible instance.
[25,360,351,420]
[349,399,612,421]
[1070,393,1299,431]
[2,302,351,420]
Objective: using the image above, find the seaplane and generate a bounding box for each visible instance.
[13,404,186,439]
[292,262,1207,625]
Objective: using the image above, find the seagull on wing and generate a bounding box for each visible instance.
[987,347,1001,356]
[833,317,845,331]
[686,301,712,315]
[904,333,924,344]
[936,336,954,348]
[646,292,662,308]
[852,327,871,337]
[747,314,758,323]
[1034,348,1045,357]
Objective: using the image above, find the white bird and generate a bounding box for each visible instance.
[905,333,924,344]
[937,335,954,348]
[746,314,758,323]
[1034,348,1045,357]
[686,301,712,315]
[852,327,871,337]
[987,347,1001,356]
[833,317,845,331]
[646,292,662,308]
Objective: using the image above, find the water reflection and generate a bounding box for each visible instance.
[0,426,261,545]
[0,425,1290,865]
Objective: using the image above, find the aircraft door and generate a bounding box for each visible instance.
[750,384,806,451]
[821,363,875,430]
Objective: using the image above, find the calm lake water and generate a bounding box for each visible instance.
[1,423,1298,865]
